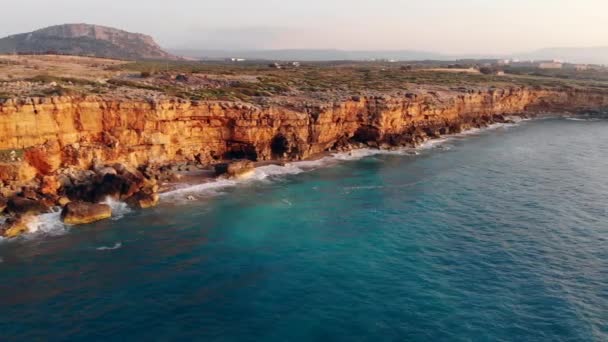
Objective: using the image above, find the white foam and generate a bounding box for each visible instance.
[96,242,122,251]
[418,137,449,149]
[160,178,238,199]
[102,197,132,220]
[25,209,68,237]
[159,148,417,200]
[565,117,602,122]
[249,163,306,180]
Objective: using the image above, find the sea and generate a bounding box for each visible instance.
[0,116,607,341]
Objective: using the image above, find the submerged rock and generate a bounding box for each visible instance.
[214,160,254,178]
[61,202,112,225]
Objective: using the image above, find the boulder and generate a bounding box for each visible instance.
[214,160,255,178]
[0,215,37,238]
[126,191,160,209]
[61,202,112,225]
[64,165,147,203]
[7,196,49,215]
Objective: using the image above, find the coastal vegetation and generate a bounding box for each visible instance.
[3,55,608,102]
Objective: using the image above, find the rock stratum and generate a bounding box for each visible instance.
[0,24,176,60]
[1,87,607,236]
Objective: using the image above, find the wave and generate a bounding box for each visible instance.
[102,197,132,220]
[565,117,602,122]
[96,242,122,251]
[23,210,68,238]
[160,178,238,199]
[160,148,418,200]
[0,198,133,242]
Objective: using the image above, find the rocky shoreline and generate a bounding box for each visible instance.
[1,87,608,238]
[0,112,536,238]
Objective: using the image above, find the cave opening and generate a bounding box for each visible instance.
[224,142,258,161]
[270,134,289,158]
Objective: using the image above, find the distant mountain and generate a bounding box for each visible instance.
[169,49,448,61]
[0,24,177,60]
[515,47,608,65]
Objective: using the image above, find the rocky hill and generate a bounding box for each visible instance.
[0,24,177,60]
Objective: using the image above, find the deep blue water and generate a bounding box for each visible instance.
[1,117,608,341]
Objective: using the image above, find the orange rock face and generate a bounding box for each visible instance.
[0,88,607,193]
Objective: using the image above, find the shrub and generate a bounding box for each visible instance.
[479,67,495,75]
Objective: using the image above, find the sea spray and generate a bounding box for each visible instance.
[24,209,67,237]
[102,197,132,220]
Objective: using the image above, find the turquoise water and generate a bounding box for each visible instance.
[1,117,608,341]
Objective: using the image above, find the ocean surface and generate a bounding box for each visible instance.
[1,117,607,341]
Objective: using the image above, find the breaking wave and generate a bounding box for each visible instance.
[23,210,68,238]
[102,197,132,220]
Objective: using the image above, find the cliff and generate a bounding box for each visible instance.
[1,87,607,188]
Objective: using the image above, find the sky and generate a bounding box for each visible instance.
[3,0,608,54]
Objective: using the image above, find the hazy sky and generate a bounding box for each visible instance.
[4,0,608,54]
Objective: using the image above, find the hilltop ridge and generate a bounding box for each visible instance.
[0,24,177,60]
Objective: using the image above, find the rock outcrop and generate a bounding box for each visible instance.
[0,215,36,238]
[61,202,112,225]
[126,191,160,209]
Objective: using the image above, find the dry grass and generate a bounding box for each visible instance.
[0,54,127,81]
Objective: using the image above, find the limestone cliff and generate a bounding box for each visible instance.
[0,87,607,194]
